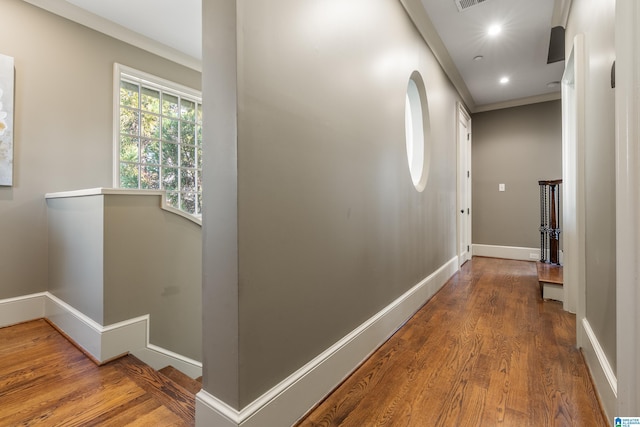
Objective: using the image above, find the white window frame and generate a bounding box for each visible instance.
[113,63,203,216]
[404,71,431,192]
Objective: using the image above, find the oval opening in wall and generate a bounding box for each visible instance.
[404,71,431,192]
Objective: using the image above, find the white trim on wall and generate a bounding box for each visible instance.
[542,283,564,302]
[473,92,561,113]
[45,187,202,226]
[457,103,472,266]
[615,0,640,416]
[472,244,541,261]
[134,344,202,380]
[398,0,474,110]
[396,0,564,114]
[196,256,459,427]
[0,292,202,379]
[0,292,47,328]
[551,0,573,28]
[562,34,586,317]
[45,293,113,359]
[579,318,617,419]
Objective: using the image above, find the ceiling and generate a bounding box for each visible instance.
[23,0,202,70]
[25,0,567,112]
[63,0,202,60]
[419,0,565,109]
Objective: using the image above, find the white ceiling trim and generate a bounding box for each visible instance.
[473,91,561,113]
[400,0,566,113]
[551,0,573,28]
[22,0,202,72]
[399,0,476,112]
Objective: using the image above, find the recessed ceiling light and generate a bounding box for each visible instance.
[473,55,484,61]
[499,76,510,84]
[488,25,502,37]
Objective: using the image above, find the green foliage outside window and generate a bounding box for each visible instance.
[118,77,202,216]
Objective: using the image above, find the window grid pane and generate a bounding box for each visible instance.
[118,73,202,216]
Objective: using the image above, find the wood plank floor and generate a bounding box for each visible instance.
[0,319,195,426]
[297,257,607,427]
[537,261,564,286]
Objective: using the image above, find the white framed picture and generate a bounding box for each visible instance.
[0,53,15,186]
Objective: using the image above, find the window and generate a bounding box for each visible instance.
[404,71,431,192]
[115,64,203,216]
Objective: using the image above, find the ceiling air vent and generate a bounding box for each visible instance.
[454,0,489,12]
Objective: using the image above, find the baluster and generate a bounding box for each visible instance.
[539,179,562,265]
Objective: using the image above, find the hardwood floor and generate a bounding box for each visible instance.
[0,319,195,426]
[0,257,607,426]
[537,261,564,285]
[297,257,607,427]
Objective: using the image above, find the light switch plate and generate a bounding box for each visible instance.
[499,183,505,192]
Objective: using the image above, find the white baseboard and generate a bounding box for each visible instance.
[473,244,565,264]
[580,318,617,420]
[196,256,460,427]
[542,283,564,302]
[134,344,202,379]
[473,244,541,261]
[45,293,148,362]
[196,393,239,427]
[0,292,47,328]
[0,292,201,378]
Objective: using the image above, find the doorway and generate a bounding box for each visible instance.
[457,103,472,266]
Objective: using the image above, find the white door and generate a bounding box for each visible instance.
[457,104,472,265]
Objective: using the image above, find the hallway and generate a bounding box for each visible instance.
[298,257,607,426]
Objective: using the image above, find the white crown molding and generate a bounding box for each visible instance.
[22,0,201,72]
[399,0,476,112]
[551,0,573,28]
[473,91,562,113]
[399,0,568,114]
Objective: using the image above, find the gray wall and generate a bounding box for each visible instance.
[48,196,105,322]
[203,0,461,408]
[0,0,200,300]
[472,100,562,248]
[47,193,202,361]
[104,195,202,361]
[566,0,617,392]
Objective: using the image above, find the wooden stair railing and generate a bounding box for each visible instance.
[539,179,562,265]
[538,179,563,300]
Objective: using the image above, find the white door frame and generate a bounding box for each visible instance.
[561,34,586,316]
[457,103,472,266]
[615,0,640,415]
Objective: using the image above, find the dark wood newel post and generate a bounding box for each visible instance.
[539,179,562,265]
[549,183,559,264]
